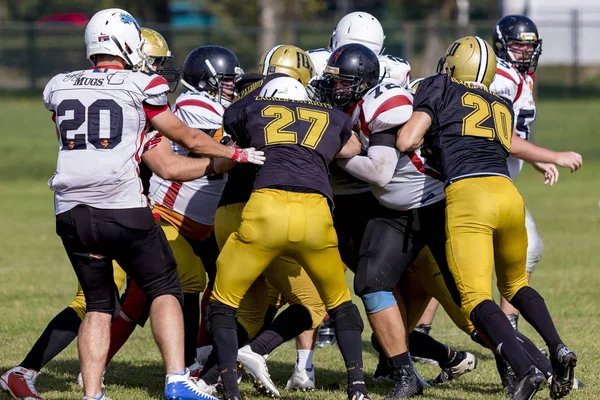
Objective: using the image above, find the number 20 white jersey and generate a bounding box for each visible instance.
[489,59,537,178]
[43,67,170,215]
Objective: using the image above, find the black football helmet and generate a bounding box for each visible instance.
[493,15,542,74]
[319,43,380,107]
[181,46,243,106]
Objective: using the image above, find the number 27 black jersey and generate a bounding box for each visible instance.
[413,74,515,185]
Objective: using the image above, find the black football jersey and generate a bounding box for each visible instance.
[223,85,353,202]
[413,74,514,185]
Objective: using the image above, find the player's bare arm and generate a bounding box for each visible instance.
[142,136,214,181]
[149,110,265,165]
[396,111,432,152]
[335,132,362,158]
[511,134,583,172]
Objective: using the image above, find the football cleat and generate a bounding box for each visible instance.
[237,345,280,398]
[0,367,44,400]
[82,395,111,400]
[164,370,219,400]
[550,345,577,399]
[384,365,424,399]
[188,361,202,380]
[194,379,218,397]
[511,367,545,400]
[285,365,315,391]
[348,388,371,400]
[495,355,518,398]
[432,351,477,384]
[373,361,393,382]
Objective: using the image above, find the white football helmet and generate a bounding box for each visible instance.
[259,76,309,101]
[379,54,412,88]
[330,12,386,55]
[85,8,144,68]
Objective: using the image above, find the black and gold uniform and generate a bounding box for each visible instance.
[207,80,368,400]
[414,73,527,318]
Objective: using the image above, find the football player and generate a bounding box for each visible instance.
[205,71,371,400]
[100,45,243,375]
[397,36,581,400]
[196,47,328,397]
[0,26,220,400]
[38,8,263,400]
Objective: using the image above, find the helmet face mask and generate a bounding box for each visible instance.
[181,46,243,107]
[319,43,380,108]
[493,15,543,74]
[138,28,180,93]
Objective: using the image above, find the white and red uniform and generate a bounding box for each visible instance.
[340,83,444,210]
[490,59,542,272]
[43,67,169,214]
[149,91,227,227]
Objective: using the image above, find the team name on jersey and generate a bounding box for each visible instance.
[253,96,333,108]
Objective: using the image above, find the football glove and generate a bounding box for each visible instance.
[229,146,265,165]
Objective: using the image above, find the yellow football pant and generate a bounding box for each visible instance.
[212,189,347,328]
[214,199,327,338]
[403,246,474,335]
[69,262,127,320]
[445,176,529,318]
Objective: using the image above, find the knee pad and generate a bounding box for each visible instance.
[205,301,238,335]
[509,286,542,310]
[361,291,397,314]
[328,301,364,333]
[469,299,503,330]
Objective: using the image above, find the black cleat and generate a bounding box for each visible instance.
[373,360,394,382]
[550,345,577,399]
[432,351,477,384]
[511,367,545,400]
[495,355,518,398]
[384,365,424,399]
[348,383,371,400]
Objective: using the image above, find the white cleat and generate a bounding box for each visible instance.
[285,365,315,391]
[82,395,111,400]
[195,378,219,397]
[237,345,280,398]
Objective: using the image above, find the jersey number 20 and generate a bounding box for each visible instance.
[57,99,123,151]
[461,93,511,151]
[262,105,329,149]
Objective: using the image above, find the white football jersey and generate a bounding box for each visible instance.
[355,83,444,210]
[490,59,537,178]
[307,48,332,77]
[43,68,170,215]
[150,91,227,226]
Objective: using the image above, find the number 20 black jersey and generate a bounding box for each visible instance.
[413,74,515,185]
[43,67,170,214]
[223,91,354,203]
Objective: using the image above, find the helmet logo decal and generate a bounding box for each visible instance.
[98,34,110,42]
[447,42,461,56]
[332,48,344,62]
[518,32,537,41]
[296,52,313,73]
[120,13,140,33]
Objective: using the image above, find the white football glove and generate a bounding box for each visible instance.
[229,147,265,165]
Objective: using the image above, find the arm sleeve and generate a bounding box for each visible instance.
[412,75,446,122]
[337,144,399,187]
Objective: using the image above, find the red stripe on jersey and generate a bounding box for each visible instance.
[144,76,169,91]
[529,73,536,82]
[162,181,183,209]
[371,95,413,123]
[514,75,524,103]
[407,151,442,180]
[174,99,223,117]
[51,111,56,123]
[496,69,518,85]
[143,103,169,119]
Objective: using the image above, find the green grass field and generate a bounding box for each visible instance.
[1,97,599,400]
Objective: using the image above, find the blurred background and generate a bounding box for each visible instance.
[1,0,600,99]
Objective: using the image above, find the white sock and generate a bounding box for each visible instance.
[296,350,313,370]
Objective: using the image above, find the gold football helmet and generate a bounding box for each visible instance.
[258,45,314,87]
[436,36,496,88]
[140,27,180,92]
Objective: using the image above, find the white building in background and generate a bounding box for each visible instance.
[502,0,600,65]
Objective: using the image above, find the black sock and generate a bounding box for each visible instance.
[206,302,240,398]
[183,293,200,367]
[250,304,311,356]
[219,364,241,399]
[21,307,81,371]
[200,363,220,385]
[388,351,411,369]
[470,300,532,379]
[329,302,365,387]
[255,305,279,337]
[516,331,552,378]
[510,287,563,353]
[408,330,451,365]
[371,334,388,367]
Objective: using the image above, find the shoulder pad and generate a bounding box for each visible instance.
[362,84,413,133]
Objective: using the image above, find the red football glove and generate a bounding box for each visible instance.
[229,146,266,165]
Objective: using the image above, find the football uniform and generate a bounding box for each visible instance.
[45,66,181,315]
[414,74,528,317]
[490,59,542,273]
[212,92,354,313]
